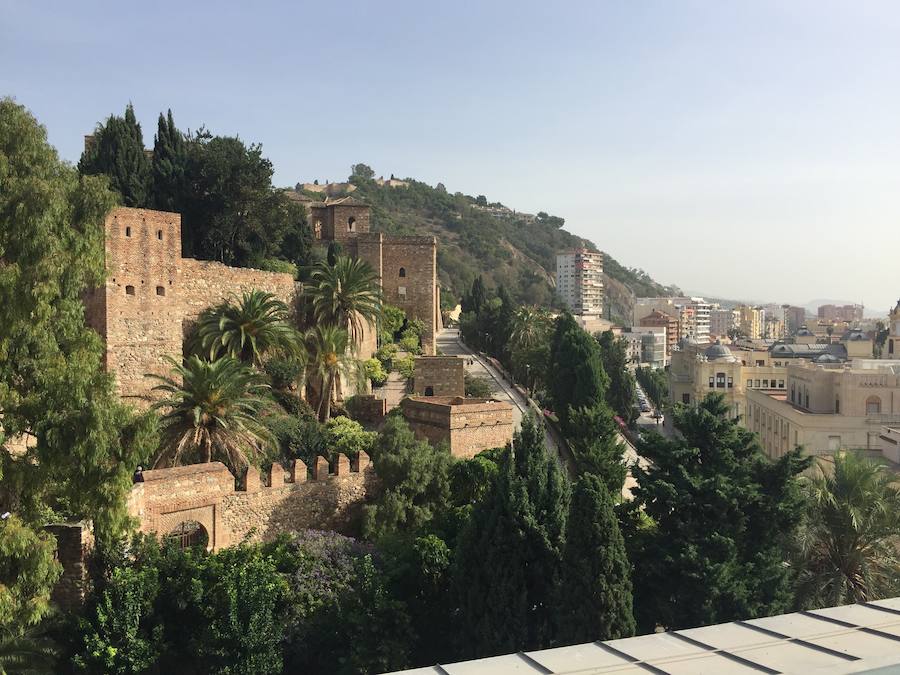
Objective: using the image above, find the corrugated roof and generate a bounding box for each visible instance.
[387,598,900,675]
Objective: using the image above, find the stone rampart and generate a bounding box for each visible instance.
[400,396,513,459]
[128,455,377,550]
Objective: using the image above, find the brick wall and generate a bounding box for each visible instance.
[382,236,438,355]
[128,455,378,550]
[400,396,514,459]
[88,208,297,403]
[412,356,465,396]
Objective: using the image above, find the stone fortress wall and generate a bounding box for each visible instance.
[400,396,514,459]
[128,454,378,551]
[412,356,465,397]
[83,208,297,403]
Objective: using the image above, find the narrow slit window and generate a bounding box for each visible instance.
[125,226,131,237]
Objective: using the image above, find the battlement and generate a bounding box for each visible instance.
[129,454,377,550]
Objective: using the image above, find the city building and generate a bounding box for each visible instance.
[555,249,603,316]
[669,341,786,418]
[638,309,679,357]
[632,297,681,326]
[709,307,737,339]
[883,299,900,359]
[783,305,807,335]
[818,303,864,324]
[621,327,667,368]
[736,305,764,340]
[747,359,900,462]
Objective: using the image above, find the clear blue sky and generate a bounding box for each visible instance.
[3,1,899,313]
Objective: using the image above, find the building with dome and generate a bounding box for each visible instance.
[747,358,900,464]
[669,340,786,418]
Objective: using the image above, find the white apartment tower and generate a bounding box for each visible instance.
[556,249,603,316]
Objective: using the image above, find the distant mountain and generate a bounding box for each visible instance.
[297,176,679,320]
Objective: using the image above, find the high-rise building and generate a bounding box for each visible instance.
[737,305,765,340]
[818,303,864,324]
[555,249,603,316]
[709,307,737,339]
[783,305,807,335]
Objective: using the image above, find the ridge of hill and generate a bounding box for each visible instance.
[294,175,680,320]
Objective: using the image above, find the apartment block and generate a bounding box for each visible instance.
[555,249,603,316]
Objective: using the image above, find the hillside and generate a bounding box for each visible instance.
[295,174,679,319]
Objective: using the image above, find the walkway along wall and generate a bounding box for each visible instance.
[127,454,378,550]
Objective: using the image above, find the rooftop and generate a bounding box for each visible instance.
[390,598,900,674]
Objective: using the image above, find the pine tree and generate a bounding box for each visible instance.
[78,103,151,207]
[151,109,187,212]
[596,330,637,422]
[565,403,627,494]
[624,393,810,632]
[556,474,635,644]
[453,415,569,658]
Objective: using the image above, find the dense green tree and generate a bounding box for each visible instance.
[635,365,667,409]
[596,330,636,422]
[304,256,382,347]
[179,132,299,265]
[363,416,452,540]
[78,103,151,207]
[453,416,569,658]
[192,290,303,366]
[0,98,156,542]
[624,394,809,632]
[150,109,187,212]
[0,515,62,633]
[565,404,627,493]
[150,356,274,474]
[556,474,635,644]
[794,452,900,607]
[350,163,375,181]
[324,416,376,461]
[547,314,609,427]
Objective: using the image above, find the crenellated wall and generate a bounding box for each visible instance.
[128,454,378,550]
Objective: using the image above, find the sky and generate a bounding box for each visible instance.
[3,1,899,314]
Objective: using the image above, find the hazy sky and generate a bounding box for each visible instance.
[3,1,899,313]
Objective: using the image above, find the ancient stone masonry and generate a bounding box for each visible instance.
[400,396,514,459]
[412,356,465,397]
[85,200,442,403]
[44,522,94,611]
[83,207,297,403]
[128,454,378,551]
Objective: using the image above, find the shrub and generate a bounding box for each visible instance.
[264,357,304,391]
[325,416,377,460]
[249,257,299,277]
[395,355,415,380]
[464,372,493,398]
[364,357,388,387]
[399,334,421,354]
[376,343,398,368]
[263,410,326,467]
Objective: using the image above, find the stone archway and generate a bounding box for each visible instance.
[165,520,210,550]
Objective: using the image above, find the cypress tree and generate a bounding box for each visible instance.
[547,313,609,427]
[453,416,569,658]
[78,103,151,207]
[556,474,635,644]
[151,109,187,212]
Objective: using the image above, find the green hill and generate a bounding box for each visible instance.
[296,173,679,319]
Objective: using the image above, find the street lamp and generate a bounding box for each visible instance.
[525,364,531,398]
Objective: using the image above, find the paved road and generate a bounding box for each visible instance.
[436,328,566,467]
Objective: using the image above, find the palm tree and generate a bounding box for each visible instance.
[794,452,900,608]
[193,290,303,366]
[149,356,275,475]
[509,306,552,351]
[304,256,382,348]
[0,627,57,675]
[306,325,365,422]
